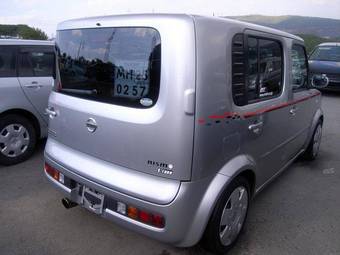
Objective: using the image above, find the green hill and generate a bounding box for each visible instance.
[296,34,339,53]
[0,24,48,40]
[226,15,340,52]
[227,15,340,38]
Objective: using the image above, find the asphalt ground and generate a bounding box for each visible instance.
[1,92,339,255]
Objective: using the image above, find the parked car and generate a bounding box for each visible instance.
[44,14,323,254]
[0,39,55,165]
[309,42,340,91]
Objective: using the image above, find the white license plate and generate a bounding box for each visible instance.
[81,186,104,215]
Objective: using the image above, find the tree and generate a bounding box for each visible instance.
[0,24,48,40]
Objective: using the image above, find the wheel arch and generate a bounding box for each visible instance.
[218,154,257,198]
[178,155,257,247]
[237,169,256,197]
[304,107,324,150]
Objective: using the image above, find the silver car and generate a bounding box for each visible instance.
[44,14,323,254]
[0,39,55,165]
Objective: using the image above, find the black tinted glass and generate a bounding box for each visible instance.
[247,37,258,101]
[19,49,55,77]
[0,46,16,77]
[310,46,340,62]
[232,35,283,106]
[57,27,161,108]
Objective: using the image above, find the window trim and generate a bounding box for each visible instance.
[291,43,310,92]
[232,33,285,106]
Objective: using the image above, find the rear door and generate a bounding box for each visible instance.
[48,25,196,181]
[286,43,316,159]
[18,46,55,123]
[0,45,24,107]
[232,33,291,186]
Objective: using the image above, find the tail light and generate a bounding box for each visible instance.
[44,162,64,184]
[151,214,165,228]
[53,81,62,92]
[127,206,139,220]
[117,203,165,228]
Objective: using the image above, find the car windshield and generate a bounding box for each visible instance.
[309,46,340,62]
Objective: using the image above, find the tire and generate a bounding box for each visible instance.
[302,120,322,161]
[201,176,250,254]
[0,114,37,166]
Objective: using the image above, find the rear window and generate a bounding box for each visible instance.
[56,27,161,108]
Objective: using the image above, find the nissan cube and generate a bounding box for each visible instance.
[44,14,323,254]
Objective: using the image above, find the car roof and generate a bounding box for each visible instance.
[317,42,340,47]
[0,39,54,46]
[57,13,303,42]
[192,15,303,41]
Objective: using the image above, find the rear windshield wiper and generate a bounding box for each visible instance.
[60,88,98,95]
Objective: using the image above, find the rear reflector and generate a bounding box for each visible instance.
[44,162,59,181]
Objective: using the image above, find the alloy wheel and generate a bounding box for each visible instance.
[0,124,30,158]
[219,186,249,246]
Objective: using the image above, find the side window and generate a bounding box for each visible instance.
[232,34,283,106]
[291,44,308,91]
[0,46,16,77]
[19,49,54,77]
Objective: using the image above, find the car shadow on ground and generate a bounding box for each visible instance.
[319,90,340,97]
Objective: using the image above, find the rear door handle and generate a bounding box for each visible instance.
[24,81,42,89]
[248,122,263,135]
[45,107,57,118]
[290,107,298,116]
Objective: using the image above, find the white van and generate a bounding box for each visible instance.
[0,39,55,165]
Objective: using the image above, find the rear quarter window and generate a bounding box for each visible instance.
[56,27,161,108]
[232,34,283,106]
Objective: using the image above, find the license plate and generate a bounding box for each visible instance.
[81,186,104,215]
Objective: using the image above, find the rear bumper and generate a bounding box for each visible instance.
[45,138,180,205]
[44,139,231,247]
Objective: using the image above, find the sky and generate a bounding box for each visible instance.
[1,0,340,37]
